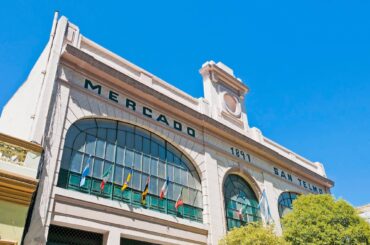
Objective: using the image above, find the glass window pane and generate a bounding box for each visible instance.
[85,128,97,137]
[70,151,83,173]
[174,166,180,184]
[143,138,151,155]
[85,135,96,155]
[159,146,166,161]
[173,184,181,201]
[150,158,158,176]
[132,171,141,190]
[73,132,85,152]
[166,150,174,163]
[188,172,194,188]
[64,125,80,148]
[107,129,116,143]
[148,176,156,194]
[116,146,125,165]
[142,155,150,174]
[180,168,188,186]
[93,158,103,178]
[96,138,105,158]
[60,148,72,170]
[118,123,134,132]
[134,152,142,171]
[117,131,126,147]
[174,155,181,166]
[196,191,203,208]
[182,188,189,204]
[158,161,165,179]
[105,142,115,162]
[189,189,196,206]
[125,149,134,167]
[97,128,106,140]
[167,182,174,200]
[126,132,134,149]
[151,142,159,157]
[135,135,142,152]
[114,165,123,185]
[167,164,174,181]
[151,134,165,147]
[97,119,116,129]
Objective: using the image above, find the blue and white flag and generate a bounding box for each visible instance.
[258,189,274,224]
[80,156,91,187]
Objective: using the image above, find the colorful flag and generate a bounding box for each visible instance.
[80,156,91,187]
[141,176,150,205]
[175,187,184,210]
[100,166,112,191]
[258,189,273,224]
[159,178,169,199]
[121,168,133,192]
[237,205,245,220]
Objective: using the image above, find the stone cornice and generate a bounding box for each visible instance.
[0,133,43,153]
[61,44,334,188]
[0,169,38,205]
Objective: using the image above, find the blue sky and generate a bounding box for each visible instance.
[1,1,369,206]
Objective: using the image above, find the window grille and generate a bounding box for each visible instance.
[46,225,103,245]
[120,237,159,245]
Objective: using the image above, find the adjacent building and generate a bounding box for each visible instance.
[0,14,334,245]
[0,133,42,244]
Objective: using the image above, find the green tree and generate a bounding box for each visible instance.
[282,194,370,245]
[219,222,287,245]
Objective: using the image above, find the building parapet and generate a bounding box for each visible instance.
[0,133,43,179]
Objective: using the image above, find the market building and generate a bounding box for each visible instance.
[0,14,334,245]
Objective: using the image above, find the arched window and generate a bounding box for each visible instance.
[58,118,202,222]
[224,174,261,230]
[278,192,299,218]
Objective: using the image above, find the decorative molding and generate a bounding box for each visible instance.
[0,169,38,205]
[0,133,43,153]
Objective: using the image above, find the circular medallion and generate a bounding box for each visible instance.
[222,92,241,118]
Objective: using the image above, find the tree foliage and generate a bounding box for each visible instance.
[282,194,370,245]
[219,222,287,245]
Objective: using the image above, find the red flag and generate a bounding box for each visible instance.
[175,188,184,210]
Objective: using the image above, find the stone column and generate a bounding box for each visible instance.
[104,229,121,245]
[203,150,225,244]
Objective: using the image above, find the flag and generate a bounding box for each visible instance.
[100,166,112,191]
[159,178,169,199]
[80,156,91,187]
[237,205,245,220]
[121,168,133,192]
[141,176,150,205]
[258,189,273,224]
[175,187,184,210]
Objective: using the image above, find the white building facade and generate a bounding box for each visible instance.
[0,14,334,245]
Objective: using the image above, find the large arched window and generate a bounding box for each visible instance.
[278,192,299,218]
[224,174,261,230]
[58,118,202,222]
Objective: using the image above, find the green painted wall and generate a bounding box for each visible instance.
[0,200,28,243]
